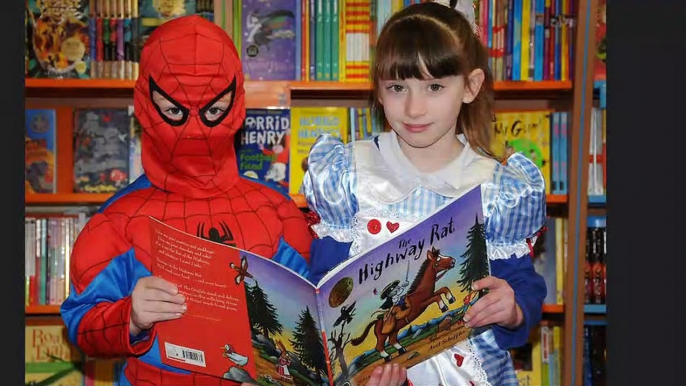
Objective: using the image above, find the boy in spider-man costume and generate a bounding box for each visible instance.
[60,15,312,386]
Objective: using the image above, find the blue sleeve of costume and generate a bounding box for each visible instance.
[272,237,311,278]
[489,254,547,349]
[306,237,352,285]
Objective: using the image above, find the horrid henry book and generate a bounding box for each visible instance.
[150,185,490,386]
[237,108,291,195]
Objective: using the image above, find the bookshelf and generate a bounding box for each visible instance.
[563,0,604,384]
[23,0,603,385]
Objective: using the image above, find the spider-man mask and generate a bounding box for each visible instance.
[134,15,245,198]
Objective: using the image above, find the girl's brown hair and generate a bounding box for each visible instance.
[370,1,496,158]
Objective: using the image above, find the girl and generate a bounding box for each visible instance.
[303,1,547,385]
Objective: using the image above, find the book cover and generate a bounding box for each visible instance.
[25,109,57,194]
[533,217,558,305]
[237,108,291,195]
[510,328,542,386]
[317,185,489,386]
[560,111,568,195]
[492,110,552,194]
[73,108,130,193]
[128,106,144,184]
[241,0,297,80]
[594,0,606,82]
[150,216,256,380]
[138,0,197,48]
[289,107,348,195]
[25,319,84,386]
[150,185,490,385]
[26,0,90,79]
[551,111,561,194]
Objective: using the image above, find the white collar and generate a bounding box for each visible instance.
[365,131,494,203]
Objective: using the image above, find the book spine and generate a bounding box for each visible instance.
[296,0,302,80]
[332,0,340,81]
[552,111,560,194]
[310,0,317,80]
[512,0,521,80]
[560,111,568,194]
[316,0,324,80]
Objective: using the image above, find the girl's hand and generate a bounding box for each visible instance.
[130,276,187,336]
[367,363,408,386]
[463,276,523,330]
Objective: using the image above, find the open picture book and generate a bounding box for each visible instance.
[149,185,491,386]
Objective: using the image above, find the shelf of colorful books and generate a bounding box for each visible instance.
[25,305,61,316]
[25,78,574,101]
[584,304,606,314]
[542,304,564,314]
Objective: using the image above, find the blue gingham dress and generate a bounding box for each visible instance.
[302,132,546,386]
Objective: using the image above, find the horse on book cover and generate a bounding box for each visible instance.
[350,247,456,362]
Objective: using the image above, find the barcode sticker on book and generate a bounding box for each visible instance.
[164,342,207,367]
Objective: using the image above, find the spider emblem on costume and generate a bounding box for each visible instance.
[60,15,312,386]
[197,221,236,246]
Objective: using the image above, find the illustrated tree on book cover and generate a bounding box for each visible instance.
[246,281,283,340]
[328,301,357,378]
[457,215,490,299]
[289,306,327,380]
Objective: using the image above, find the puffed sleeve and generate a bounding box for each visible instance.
[301,134,358,242]
[301,134,359,284]
[482,153,548,349]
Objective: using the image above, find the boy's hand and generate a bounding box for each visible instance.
[367,364,407,386]
[130,276,186,336]
[463,276,523,330]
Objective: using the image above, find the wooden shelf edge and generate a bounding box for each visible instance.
[26,78,573,94]
[588,195,606,205]
[26,78,137,89]
[26,305,61,315]
[584,304,606,314]
[494,80,573,91]
[290,194,306,208]
[26,193,114,205]
[547,194,568,204]
[543,304,564,313]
